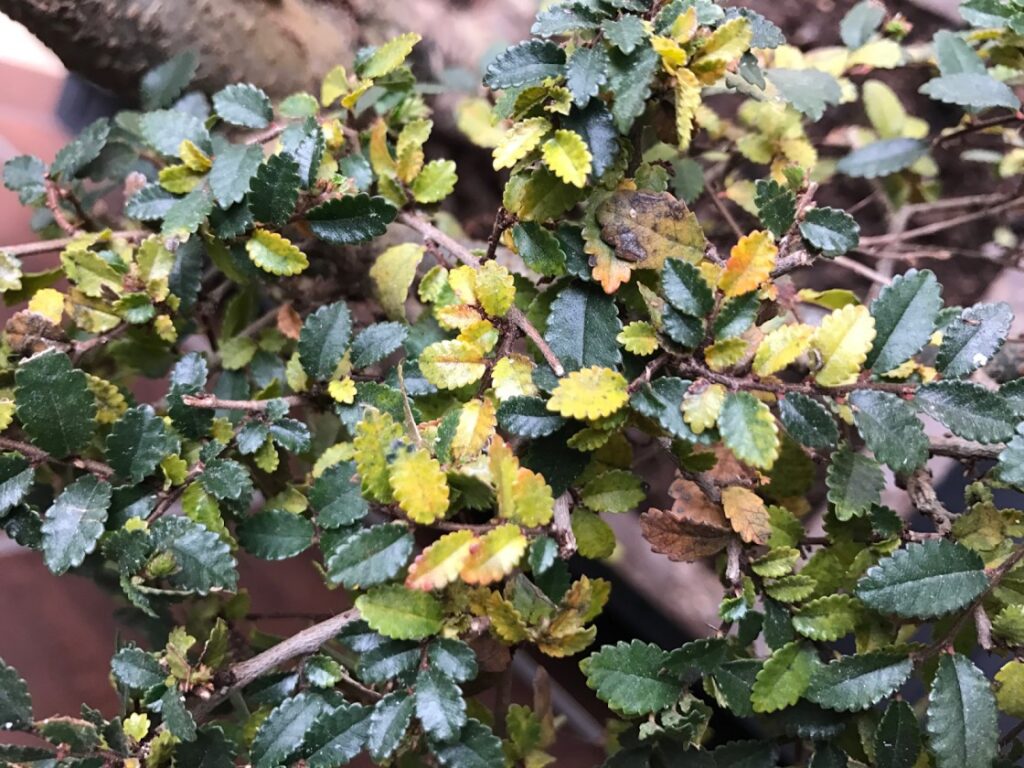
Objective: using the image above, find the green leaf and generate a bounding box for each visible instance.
[874,700,922,768]
[920,73,1020,110]
[304,704,371,768]
[754,179,796,238]
[0,657,32,731]
[140,51,198,110]
[357,584,443,640]
[840,0,885,48]
[326,523,413,588]
[806,652,913,712]
[201,459,252,501]
[306,194,397,245]
[544,283,622,372]
[630,377,710,444]
[428,638,478,683]
[607,44,659,133]
[799,207,860,257]
[849,390,927,473]
[415,667,466,742]
[209,142,263,207]
[150,516,238,594]
[866,268,943,373]
[167,352,212,439]
[41,475,111,575]
[160,688,196,741]
[792,595,862,642]
[564,100,620,178]
[0,454,33,517]
[248,153,300,226]
[662,259,714,317]
[299,301,352,380]
[174,726,237,767]
[213,84,273,129]
[251,693,326,768]
[16,351,96,458]
[367,691,415,761]
[778,394,838,450]
[751,641,817,713]
[483,40,567,90]
[580,640,682,716]
[581,470,645,513]
[498,396,566,438]
[532,4,600,36]
[915,381,1016,443]
[411,160,458,204]
[106,405,177,483]
[937,303,1013,378]
[433,719,505,768]
[765,69,841,121]
[110,646,164,691]
[826,446,884,521]
[999,428,1024,488]
[566,46,609,107]
[50,118,110,179]
[162,184,214,235]
[238,509,314,560]
[933,30,986,77]
[3,155,46,204]
[604,16,648,54]
[837,138,928,179]
[856,539,988,619]
[718,392,779,470]
[126,184,176,221]
[350,323,407,369]
[926,654,998,768]
[714,292,760,340]
[310,462,368,528]
[139,109,211,156]
[512,222,567,277]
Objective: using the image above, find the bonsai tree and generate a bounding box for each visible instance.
[3,1,1024,765]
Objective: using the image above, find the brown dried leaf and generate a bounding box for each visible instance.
[668,477,729,529]
[722,485,771,545]
[276,303,302,340]
[640,507,732,562]
[597,189,706,267]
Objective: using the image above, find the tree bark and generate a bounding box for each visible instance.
[0,0,534,99]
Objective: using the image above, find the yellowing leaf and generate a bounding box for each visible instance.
[490,436,555,526]
[411,159,458,204]
[695,17,751,66]
[179,139,211,172]
[542,130,592,188]
[327,377,357,404]
[753,323,814,377]
[492,355,538,400]
[420,340,487,390]
[547,367,629,421]
[652,36,688,69]
[390,447,450,524]
[354,409,405,502]
[812,304,876,387]
[320,64,350,107]
[705,337,751,371]
[720,231,777,297]
[722,485,771,545]
[617,321,660,356]
[368,119,396,178]
[361,32,421,80]
[675,68,702,150]
[848,40,902,70]
[475,261,516,317]
[460,524,528,585]
[596,189,707,273]
[447,265,478,305]
[457,98,505,149]
[246,229,308,276]
[996,660,1024,718]
[28,288,64,324]
[395,119,432,183]
[406,529,476,591]
[682,383,726,434]
[158,164,203,194]
[86,374,127,424]
[493,117,551,171]
[458,319,499,354]
[451,398,497,462]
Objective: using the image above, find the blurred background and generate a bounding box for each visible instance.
[0,0,1012,762]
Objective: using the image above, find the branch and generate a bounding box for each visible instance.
[399,211,565,376]
[932,111,1024,147]
[194,608,362,719]
[0,436,114,478]
[859,198,1024,247]
[677,360,915,398]
[181,394,305,412]
[0,230,149,257]
[904,467,953,536]
[45,181,79,236]
[927,435,1003,461]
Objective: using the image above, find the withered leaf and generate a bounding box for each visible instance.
[640,507,732,562]
[597,189,706,266]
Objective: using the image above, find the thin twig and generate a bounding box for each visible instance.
[932,111,1024,147]
[45,181,79,236]
[181,394,305,411]
[0,230,149,257]
[833,255,892,286]
[860,198,1024,247]
[0,436,114,478]
[399,211,565,376]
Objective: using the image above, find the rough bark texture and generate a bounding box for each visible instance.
[0,0,534,99]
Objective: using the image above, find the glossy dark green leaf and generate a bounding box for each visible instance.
[630,377,710,443]
[916,380,1016,443]
[663,307,704,348]
[139,109,211,156]
[662,259,714,317]
[512,222,567,277]
[51,118,110,179]
[428,638,478,683]
[150,516,238,594]
[800,207,860,257]
[351,322,407,369]
[209,142,263,207]
[563,99,620,178]
[415,667,466,742]
[856,540,988,618]
[498,396,566,438]
[110,646,164,691]
[306,195,397,245]
[926,654,998,768]
[310,462,368,528]
[159,687,196,742]
[603,16,647,54]
[874,700,922,768]
[531,3,601,36]
[714,292,760,340]
[41,476,111,575]
[806,652,913,712]
[565,46,609,107]
[367,691,414,761]
[580,641,681,716]
[251,692,326,768]
[754,179,796,237]
[765,69,841,121]
[921,73,1020,110]
[126,184,177,221]
[167,352,213,439]
[106,405,178,483]
[162,183,214,235]
[238,509,314,560]
[173,725,237,768]
[248,153,301,226]
[325,523,414,588]
[305,704,371,768]
[3,154,46,204]
[201,459,252,501]
[826,446,884,521]
[16,351,96,458]
[866,268,943,373]
[778,393,838,450]
[213,84,273,129]
[0,657,32,731]
[849,390,927,473]
[0,454,33,518]
[937,302,1013,377]
[299,301,353,380]
[544,283,622,372]
[358,639,420,684]
[483,40,567,90]
[607,43,659,133]
[433,719,505,768]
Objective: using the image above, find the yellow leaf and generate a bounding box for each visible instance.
[848,40,902,70]
[320,64,350,107]
[695,17,751,66]
[461,524,528,585]
[395,119,432,183]
[361,32,421,80]
[370,243,425,321]
[652,35,688,69]
[255,438,279,473]
[458,319,499,355]
[340,79,373,110]
[542,130,592,189]
[368,119,397,179]
[86,374,127,424]
[313,441,355,478]
[492,355,538,401]
[436,305,484,331]
[354,409,405,502]
[720,230,777,297]
[447,265,478,306]
[547,366,629,421]
[617,321,660,356]
[246,229,308,276]
[0,398,14,432]
[812,304,876,387]
[596,189,707,269]
[675,68,702,150]
[327,377,357,404]
[390,447,450,524]
[490,436,555,526]
[705,337,752,371]
[457,98,505,149]
[178,139,212,172]
[158,164,203,194]
[154,314,177,343]
[28,288,64,324]
[753,323,814,377]
[996,660,1024,717]
[722,485,770,545]
[406,529,477,591]
[451,398,497,462]
[682,383,726,434]
[420,339,487,390]
[475,261,516,317]
[493,117,551,171]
